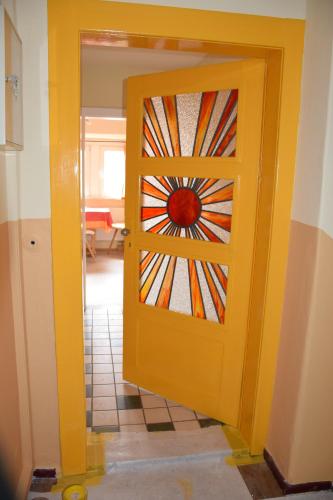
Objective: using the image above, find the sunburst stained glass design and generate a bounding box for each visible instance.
[140,251,228,324]
[143,89,238,157]
[141,176,233,244]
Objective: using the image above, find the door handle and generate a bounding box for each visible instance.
[121,227,130,237]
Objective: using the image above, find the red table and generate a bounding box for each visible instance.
[85,208,113,232]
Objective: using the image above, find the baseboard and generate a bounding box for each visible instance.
[29,468,57,494]
[264,449,332,495]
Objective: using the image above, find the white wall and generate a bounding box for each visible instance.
[0,153,19,223]
[0,0,15,23]
[16,0,51,219]
[291,0,333,238]
[104,0,306,19]
[0,0,18,224]
[0,0,50,221]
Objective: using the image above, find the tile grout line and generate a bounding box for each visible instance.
[89,307,93,425]
[88,305,223,433]
[109,307,120,430]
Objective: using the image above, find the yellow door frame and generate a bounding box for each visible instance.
[48,0,304,475]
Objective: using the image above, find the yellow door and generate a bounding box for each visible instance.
[123,60,265,426]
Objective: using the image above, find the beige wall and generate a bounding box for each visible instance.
[1,0,332,489]
[267,0,333,484]
[0,221,23,494]
[20,219,61,470]
[267,222,333,482]
[290,227,333,481]
[0,0,61,494]
[0,150,33,497]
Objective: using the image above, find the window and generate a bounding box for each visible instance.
[85,141,125,200]
[103,148,125,199]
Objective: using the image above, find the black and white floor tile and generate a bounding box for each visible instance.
[84,305,223,433]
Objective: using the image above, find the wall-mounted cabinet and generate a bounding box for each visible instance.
[0,6,23,150]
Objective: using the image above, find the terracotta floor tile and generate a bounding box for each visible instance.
[144,408,171,424]
[93,373,114,385]
[115,384,139,396]
[169,407,196,422]
[93,384,116,397]
[93,396,117,411]
[173,420,200,431]
[118,409,145,425]
[93,354,112,364]
[92,339,110,347]
[93,346,111,354]
[111,347,123,355]
[112,354,123,364]
[114,373,127,383]
[93,410,118,427]
[120,424,147,432]
[93,363,113,373]
[166,399,181,407]
[141,395,167,409]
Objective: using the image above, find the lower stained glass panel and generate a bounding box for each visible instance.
[139,250,228,324]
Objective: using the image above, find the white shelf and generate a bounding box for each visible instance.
[0,6,23,151]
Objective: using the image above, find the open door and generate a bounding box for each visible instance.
[123,60,265,426]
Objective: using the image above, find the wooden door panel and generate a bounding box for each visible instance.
[123,60,265,425]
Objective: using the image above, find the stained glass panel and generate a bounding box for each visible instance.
[141,176,233,244]
[140,251,228,324]
[143,89,238,157]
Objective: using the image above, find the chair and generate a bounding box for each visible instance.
[108,222,125,253]
[85,229,96,259]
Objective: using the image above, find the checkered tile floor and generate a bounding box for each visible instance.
[84,305,224,433]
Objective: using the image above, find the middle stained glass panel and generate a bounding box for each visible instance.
[141,175,234,244]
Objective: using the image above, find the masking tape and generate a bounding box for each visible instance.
[52,431,109,492]
[222,425,263,466]
[62,484,87,500]
[225,454,264,466]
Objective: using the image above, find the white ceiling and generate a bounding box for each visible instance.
[81,45,238,74]
[101,0,306,19]
[80,45,242,109]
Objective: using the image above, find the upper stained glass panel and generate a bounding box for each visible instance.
[142,89,238,157]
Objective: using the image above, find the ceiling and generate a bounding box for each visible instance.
[80,45,242,109]
[81,45,238,73]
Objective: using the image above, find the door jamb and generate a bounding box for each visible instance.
[48,0,304,475]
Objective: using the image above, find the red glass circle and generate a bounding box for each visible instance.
[167,188,201,227]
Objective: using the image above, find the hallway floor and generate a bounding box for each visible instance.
[85,251,224,433]
[28,457,333,500]
[28,251,333,499]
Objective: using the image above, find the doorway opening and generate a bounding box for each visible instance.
[49,1,304,473]
[81,43,240,434]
